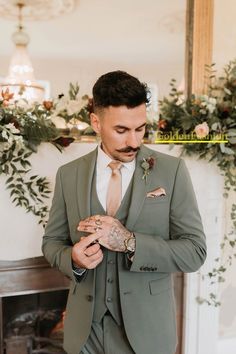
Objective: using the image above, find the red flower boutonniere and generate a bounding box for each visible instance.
[141,156,155,182]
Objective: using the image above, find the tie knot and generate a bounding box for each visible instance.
[108,161,122,172]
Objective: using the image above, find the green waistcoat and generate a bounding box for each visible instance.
[90,170,133,325]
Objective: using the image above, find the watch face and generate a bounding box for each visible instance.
[127,237,135,252]
[127,245,134,252]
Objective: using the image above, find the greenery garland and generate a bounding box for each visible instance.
[0,84,91,226]
[158,59,236,306]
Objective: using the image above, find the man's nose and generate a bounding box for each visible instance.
[127,132,139,148]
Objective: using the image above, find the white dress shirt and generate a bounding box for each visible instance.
[72,146,136,277]
[96,146,136,211]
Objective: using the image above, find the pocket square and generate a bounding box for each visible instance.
[146,187,166,198]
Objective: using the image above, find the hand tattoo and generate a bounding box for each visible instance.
[107,220,131,252]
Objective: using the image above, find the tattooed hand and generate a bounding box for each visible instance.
[77,215,132,252]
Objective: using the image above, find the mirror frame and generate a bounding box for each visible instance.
[185,0,214,96]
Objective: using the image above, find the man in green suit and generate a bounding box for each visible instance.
[42,71,206,354]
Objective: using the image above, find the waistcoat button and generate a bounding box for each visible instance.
[107,297,113,302]
[86,295,93,302]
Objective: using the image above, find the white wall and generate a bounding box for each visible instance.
[0,143,96,260]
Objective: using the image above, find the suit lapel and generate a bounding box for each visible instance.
[76,147,98,220]
[126,145,157,230]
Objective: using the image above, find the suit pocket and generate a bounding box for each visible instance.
[149,275,172,295]
[144,195,169,205]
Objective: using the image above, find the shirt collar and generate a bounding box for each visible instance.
[97,145,136,172]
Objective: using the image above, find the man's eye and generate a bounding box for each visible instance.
[116,129,126,134]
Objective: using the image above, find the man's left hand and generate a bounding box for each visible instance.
[77,215,132,252]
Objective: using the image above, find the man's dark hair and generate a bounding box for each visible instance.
[92,70,149,112]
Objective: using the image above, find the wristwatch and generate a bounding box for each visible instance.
[124,233,136,253]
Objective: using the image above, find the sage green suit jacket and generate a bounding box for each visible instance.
[42,145,206,354]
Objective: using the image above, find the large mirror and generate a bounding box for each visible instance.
[0,2,187,354]
[0,0,186,109]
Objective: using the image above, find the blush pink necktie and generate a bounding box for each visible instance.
[106,161,122,216]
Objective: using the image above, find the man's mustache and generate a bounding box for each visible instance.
[116,146,140,153]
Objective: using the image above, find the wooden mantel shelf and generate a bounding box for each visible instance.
[0,257,70,297]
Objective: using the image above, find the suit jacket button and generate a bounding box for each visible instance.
[86,295,93,302]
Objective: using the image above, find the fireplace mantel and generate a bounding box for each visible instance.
[0,257,70,297]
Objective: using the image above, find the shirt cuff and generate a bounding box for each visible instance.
[72,261,87,276]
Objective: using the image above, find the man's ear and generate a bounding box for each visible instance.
[90,113,101,135]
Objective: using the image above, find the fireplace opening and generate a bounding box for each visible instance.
[3,290,68,354]
[0,257,70,354]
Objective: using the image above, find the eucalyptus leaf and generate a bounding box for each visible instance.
[227,129,236,144]
[220,143,225,153]
[211,122,219,131]
[224,147,235,155]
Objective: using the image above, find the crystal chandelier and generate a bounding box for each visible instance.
[0,2,45,102]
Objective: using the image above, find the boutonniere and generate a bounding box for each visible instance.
[141,156,155,182]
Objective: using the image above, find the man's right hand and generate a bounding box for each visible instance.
[72,233,103,270]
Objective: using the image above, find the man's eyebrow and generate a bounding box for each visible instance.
[114,123,146,130]
[136,123,146,129]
